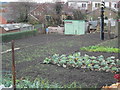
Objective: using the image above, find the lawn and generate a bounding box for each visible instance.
[1,32,119,88]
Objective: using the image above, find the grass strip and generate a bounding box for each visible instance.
[80,46,120,53]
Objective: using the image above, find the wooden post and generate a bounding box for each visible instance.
[12,40,16,90]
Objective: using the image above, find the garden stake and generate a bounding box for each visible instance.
[12,40,16,90]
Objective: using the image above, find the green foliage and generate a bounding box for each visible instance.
[73,10,86,20]
[1,75,83,88]
[80,46,120,53]
[54,2,63,25]
[29,19,39,25]
[11,2,33,23]
[66,15,73,20]
[55,2,63,15]
[43,58,51,64]
[43,52,120,73]
[116,12,120,19]
[1,29,38,42]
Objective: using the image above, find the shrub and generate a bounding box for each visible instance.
[0,29,38,42]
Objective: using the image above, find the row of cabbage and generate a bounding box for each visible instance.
[43,52,120,72]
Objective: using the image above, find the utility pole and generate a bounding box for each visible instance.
[100,0,105,40]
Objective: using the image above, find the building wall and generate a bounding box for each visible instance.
[92,2,101,11]
[111,2,118,11]
[68,1,89,10]
[77,2,88,10]
[20,26,34,31]
[64,20,85,35]
[88,8,117,20]
[68,0,119,12]
[92,2,110,11]
[0,16,7,24]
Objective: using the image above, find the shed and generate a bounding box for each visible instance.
[0,23,34,34]
[64,20,86,35]
[48,26,64,34]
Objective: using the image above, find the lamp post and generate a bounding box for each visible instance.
[100,0,105,40]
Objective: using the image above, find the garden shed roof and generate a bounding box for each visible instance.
[68,0,119,2]
[0,23,32,31]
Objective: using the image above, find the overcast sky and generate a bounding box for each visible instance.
[0,0,67,3]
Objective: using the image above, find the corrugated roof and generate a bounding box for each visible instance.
[91,0,119,2]
[68,0,90,2]
[0,23,32,31]
[68,0,119,2]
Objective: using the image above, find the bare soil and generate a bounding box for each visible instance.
[2,32,119,88]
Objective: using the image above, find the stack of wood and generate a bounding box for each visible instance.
[102,74,120,90]
[102,83,120,89]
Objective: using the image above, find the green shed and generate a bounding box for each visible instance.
[64,20,86,35]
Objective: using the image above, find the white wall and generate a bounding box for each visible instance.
[92,2,110,11]
[77,2,88,10]
[68,2,76,6]
[92,2,101,11]
[68,1,118,11]
[68,1,88,10]
[111,2,118,11]
[105,2,110,8]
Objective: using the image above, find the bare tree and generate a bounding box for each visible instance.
[73,10,86,20]
[10,1,36,23]
[54,2,63,25]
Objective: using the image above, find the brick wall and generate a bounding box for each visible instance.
[0,16,7,24]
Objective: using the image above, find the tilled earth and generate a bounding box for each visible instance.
[2,32,118,88]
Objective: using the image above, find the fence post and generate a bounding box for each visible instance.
[12,40,16,90]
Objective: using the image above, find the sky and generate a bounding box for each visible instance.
[0,0,67,3]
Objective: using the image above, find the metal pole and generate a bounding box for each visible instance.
[100,4,104,40]
[12,40,16,90]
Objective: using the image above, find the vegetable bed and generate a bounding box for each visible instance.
[2,33,118,88]
[43,52,120,73]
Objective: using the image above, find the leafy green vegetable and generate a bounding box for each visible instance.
[43,52,119,73]
[93,64,100,69]
[43,58,51,64]
[2,75,84,88]
[80,46,120,53]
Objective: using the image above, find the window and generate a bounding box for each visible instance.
[34,11,36,15]
[95,3,97,7]
[82,4,86,7]
[95,3,100,7]
[98,3,100,7]
[118,4,120,8]
[114,4,117,8]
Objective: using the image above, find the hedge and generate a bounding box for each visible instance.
[0,29,38,42]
